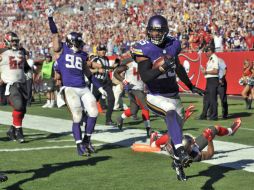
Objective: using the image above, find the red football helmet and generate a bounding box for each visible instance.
[4,32,20,50]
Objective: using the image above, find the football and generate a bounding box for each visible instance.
[152,56,165,69]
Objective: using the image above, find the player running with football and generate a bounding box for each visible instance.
[46,6,107,156]
[131,15,204,168]
[114,52,152,137]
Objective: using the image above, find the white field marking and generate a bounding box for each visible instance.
[0,111,254,172]
[0,143,103,152]
[46,139,73,142]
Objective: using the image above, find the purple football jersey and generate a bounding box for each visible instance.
[131,37,181,95]
[54,43,88,87]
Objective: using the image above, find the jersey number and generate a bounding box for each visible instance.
[133,67,140,80]
[65,54,83,70]
[9,56,22,70]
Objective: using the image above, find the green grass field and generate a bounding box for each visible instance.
[0,95,254,190]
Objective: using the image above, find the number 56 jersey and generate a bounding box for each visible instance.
[131,37,181,96]
[0,49,26,83]
[54,43,88,88]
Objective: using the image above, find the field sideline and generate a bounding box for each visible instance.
[0,96,254,190]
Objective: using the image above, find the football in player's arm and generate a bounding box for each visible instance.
[131,15,204,169]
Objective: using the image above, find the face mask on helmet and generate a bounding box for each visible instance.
[66,32,84,53]
[147,15,169,45]
[4,32,20,50]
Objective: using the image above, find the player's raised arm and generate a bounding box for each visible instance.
[113,64,128,82]
[46,6,62,52]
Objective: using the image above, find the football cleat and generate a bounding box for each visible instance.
[82,136,95,154]
[116,116,123,130]
[171,160,187,181]
[0,173,8,182]
[6,125,16,141]
[146,127,152,138]
[76,143,90,156]
[15,128,25,143]
[150,132,159,147]
[230,118,241,136]
[85,142,96,154]
[175,146,192,168]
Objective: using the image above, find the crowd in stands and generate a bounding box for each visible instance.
[0,0,253,59]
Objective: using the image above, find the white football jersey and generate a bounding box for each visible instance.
[125,61,144,90]
[0,49,26,83]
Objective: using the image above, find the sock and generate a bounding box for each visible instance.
[155,134,169,147]
[72,122,82,143]
[47,99,50,104]
[12,110,24,127]
[123,108,132,117]
[165,110,183,145]
[144,120,151,128]
[216,125,229,136]
[141,109,150,120]
[85,117,97,134]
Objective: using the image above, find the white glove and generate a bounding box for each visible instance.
[98,87,107,98]
[45,6,55,17]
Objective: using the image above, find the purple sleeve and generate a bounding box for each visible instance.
[91,75,102,89]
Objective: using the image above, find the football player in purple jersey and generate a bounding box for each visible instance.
[46,6,107,156]
[131,15,204,168]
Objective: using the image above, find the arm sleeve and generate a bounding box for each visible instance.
[137,58,162,83]
[84,64,102,89]
[175,57,193,90]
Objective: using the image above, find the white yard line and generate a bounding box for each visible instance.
[0,110,254,173]
[0,144,103,152]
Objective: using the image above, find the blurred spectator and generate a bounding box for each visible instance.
[0,0,253,56]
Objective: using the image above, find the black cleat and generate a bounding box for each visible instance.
[116,117,123,130]
[0,173,8,183]
[146,127,152,138]
[15,128,25,143]
[176,146,192,168]
[171,160,187,181]
[82,135,95,154]
[6,125,16,141]
[76,143,90,156]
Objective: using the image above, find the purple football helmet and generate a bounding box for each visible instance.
[146,15,169,45]
[66,32,84,53]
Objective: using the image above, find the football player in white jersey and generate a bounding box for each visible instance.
[114,53,152,137]
[0,32,32,143]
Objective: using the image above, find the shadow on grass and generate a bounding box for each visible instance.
[227,112,252,119]
[188,159,254,190]
[3,156,111,190]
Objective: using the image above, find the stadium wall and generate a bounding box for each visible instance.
[108,51,254,95]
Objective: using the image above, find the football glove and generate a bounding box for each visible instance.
[203,128,214,142]
[45,6,55,17]
[161,56,176,72]
[190,86,204,96]
[98,87,107,98]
